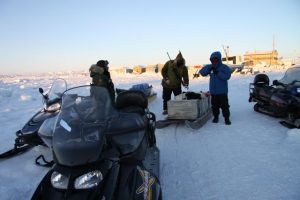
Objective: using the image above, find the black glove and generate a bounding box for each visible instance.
[183,84,189,90]
[211,67,218,74]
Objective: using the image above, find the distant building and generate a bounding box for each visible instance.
[146,65,158,73]
[157,64,164,73]
[125,67,133,74]
[79,71,89,77]
[222,55,243,65]
[133,65,146,74]
[279,58,293,66]
[110,67,126,74]
[244,50,279,66]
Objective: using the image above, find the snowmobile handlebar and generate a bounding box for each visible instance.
[291,80,300,85]
[39,88,49,100]
[273,80,300,88]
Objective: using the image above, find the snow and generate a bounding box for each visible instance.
[0,70,300,200]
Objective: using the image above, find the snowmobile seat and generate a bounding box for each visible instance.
[254,74,270,87]
[115,91,148,115]
[259,86,277,99]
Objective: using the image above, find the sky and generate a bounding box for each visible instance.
[0,0,299,74]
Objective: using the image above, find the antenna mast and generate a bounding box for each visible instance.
[222,45,229,64]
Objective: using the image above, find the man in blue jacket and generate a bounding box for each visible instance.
[199,51,232,125]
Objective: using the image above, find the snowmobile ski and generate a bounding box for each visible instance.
[254,103,281,118]
[0,129,43,159]
[279,121,298,129]
[0,144,32,159]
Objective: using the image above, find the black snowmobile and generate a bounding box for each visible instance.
[32,85,161,200]
[0,79,67,159]
[249,65,300,128]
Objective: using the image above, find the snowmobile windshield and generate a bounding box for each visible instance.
[52,86,116,166]
[48,78,67,103]
[279,66,300,85]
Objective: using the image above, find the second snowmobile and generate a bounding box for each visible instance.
[0,79,67,159]
[249,65,300,128]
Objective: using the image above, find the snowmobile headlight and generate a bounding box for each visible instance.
[74,170,103,189]
[297,88,300,93]
[51,171,69,189]
[46,103,61,112]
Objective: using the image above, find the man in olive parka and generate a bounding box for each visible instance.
[161,52,189,114]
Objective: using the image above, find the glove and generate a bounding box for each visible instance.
[183,84,189,90]
[212,67,218,74]
[164,79,170,85]
[193,73,200,78]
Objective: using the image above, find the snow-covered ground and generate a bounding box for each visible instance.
[0,70,300,200]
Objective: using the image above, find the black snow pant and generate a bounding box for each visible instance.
[162,87,182,110]
[211,94,230,119]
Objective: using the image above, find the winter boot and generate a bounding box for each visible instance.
[212,116,219,123]
[225,118,231,125]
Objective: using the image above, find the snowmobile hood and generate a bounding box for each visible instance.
[279,66,300,85]
[52,86,117,167]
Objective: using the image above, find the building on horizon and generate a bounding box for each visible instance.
[133,65,146,74]
[244,50,279,66]
[221,55,243,65]
[146,65,158,73]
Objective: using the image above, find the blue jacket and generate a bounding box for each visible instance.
[199,51,231,95]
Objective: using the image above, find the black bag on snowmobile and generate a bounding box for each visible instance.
[116,83,157,99]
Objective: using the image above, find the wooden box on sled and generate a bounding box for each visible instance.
[167,93,211,120]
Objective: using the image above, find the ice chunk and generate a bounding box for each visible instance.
[19,95,31,101]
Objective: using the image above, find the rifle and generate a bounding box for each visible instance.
[167,52,172,61]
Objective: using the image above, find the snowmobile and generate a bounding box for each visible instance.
[32,85,162,200]
[116,83,157,101]
[0,78,67,159]
[249,65,300,128]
